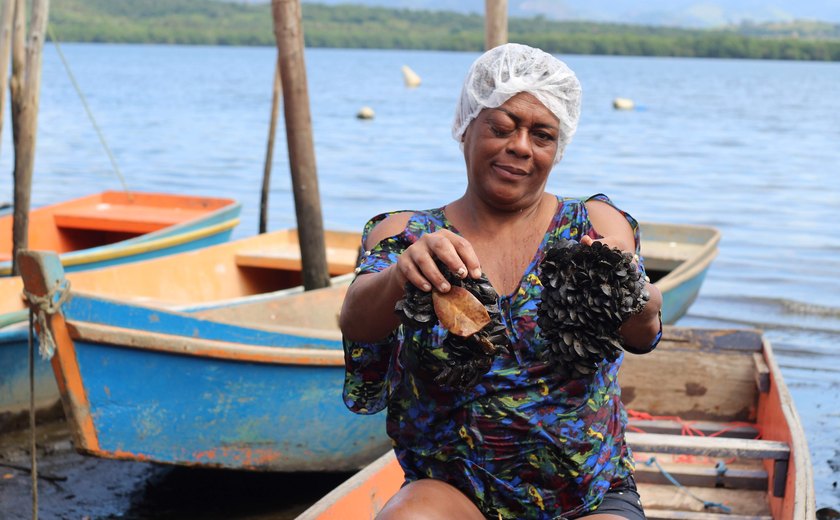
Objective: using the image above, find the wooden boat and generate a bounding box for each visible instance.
[19,251,379,471]
[0,229,361,428]
[297,327,816,520]
[13,221,721,471]
[1,190,241,276]
[640,221,719,325]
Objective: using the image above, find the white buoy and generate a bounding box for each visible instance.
[612,98,635,110]
[356,106,375,120]
[401,65,422,88]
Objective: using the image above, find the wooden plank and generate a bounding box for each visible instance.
[235,246,358,275]
[53,205,207,234]
[627,432,790,460]
[628,418,759,439]
[646,510,771,520]
[620,344,759,421]
[639,482,771,516]
[634,463,768,490]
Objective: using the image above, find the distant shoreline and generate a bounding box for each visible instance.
[49,1,840,61]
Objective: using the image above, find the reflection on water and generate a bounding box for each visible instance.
[1,44,838,510]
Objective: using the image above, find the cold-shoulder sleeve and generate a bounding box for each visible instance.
[342,213,413,415]
[585,193,643,261]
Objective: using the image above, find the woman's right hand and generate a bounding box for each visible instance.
[341,221,482,342]
[395,229,483,293]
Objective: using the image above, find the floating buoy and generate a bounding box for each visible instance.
[401,65,422,88]
[612,97,635,110]
[356,106,375,120]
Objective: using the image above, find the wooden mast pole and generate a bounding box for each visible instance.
[10,0,50,276]
[0,0,15,154]
[270,0,329,290]
[484,0,508,50]
[259,57,282,234]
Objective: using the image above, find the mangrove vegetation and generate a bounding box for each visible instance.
[48,0,840,61]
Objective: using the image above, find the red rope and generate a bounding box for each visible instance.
[627,408,763,465]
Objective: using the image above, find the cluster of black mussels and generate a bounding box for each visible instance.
[395,263,509,390]
[537,239,649,379]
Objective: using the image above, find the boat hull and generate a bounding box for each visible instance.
[70,336,386,471]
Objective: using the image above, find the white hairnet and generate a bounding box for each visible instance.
[452,43,582,163]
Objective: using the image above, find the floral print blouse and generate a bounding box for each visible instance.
[343,194,647,519]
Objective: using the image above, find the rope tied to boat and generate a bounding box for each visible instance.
[641,456,732,513]
[22,279,72,360]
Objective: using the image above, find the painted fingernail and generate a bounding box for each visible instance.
[456,267,467,278]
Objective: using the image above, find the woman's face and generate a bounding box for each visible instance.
[462,92,560,211]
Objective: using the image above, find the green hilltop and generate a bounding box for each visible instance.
[48,0,840,61]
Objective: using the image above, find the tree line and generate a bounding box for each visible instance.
[47,0,840,61]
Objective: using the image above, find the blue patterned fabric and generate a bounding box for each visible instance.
[343,194,647,519]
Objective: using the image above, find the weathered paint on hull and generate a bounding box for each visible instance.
[0,325,58,416]
[74,339,388,471]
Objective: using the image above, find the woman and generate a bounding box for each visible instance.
[339,43,663,520]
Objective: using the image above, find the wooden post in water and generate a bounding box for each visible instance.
[484,0,508,50]
[10,0,50,276]
[260,57,283,234]
[270,0,329,290]
[0,0,15,155]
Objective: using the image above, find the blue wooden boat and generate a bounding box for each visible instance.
[0,229,360,430]
[19,250,382,471]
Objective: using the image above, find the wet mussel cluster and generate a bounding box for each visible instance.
[537,239,649,378]
[395,263,509,390]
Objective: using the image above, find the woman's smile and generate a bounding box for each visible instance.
[492,162,529,179]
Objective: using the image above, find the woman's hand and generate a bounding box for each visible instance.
[580,233,662,352]
[340,226,482,343]
[395,229,483,293]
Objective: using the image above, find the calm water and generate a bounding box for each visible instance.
[3,44,839,511]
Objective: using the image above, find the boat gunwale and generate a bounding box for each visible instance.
[760,336,817,519]
[67,321,345,366]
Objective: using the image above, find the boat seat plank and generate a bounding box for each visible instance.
[235,246,359,275]
[53,205,208,234]
[628,418,759,439]
[639,483,772,517]
[627,432,790,460]
[634,463,768,490]
[646,510,772,520]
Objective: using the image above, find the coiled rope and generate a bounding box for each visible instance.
[22,279,71,360]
